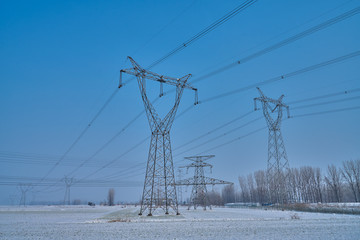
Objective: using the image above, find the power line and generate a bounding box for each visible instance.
[63,91,360,185]
[175,90,360,159]
[99,164,145,181]
[190,6,360,84]
[174,116,262,158]
[64,97,163,179]
[173,110,254,151]
[66,109,146,177]
[292,95,360,110]
[38,1,258,185]
[172,50,360,121]
[88,56,359,180]
[147,0,257,69]
[292,105,360,118]
[159,6,360,116]
[197,127,267,155]
[28,52,360,190]
[36,5,359,193]
[66,92,359,176]
[195,105,360,156]
[0,151,139,168]
[200,50,360,103]
[132,0,198,57]
[39,89,119,182]
[78,136,150,181]
[61,5,359,182]
[0,175,142,188]
[288,87,360,104]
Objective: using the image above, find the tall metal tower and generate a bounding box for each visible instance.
[177,155,232,210]
[120,57,198,216]
[18,183,32,206]
[254,87,290,204]
[177,169,183,204]
[63,177,74,205]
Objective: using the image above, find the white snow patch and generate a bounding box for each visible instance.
[0,205,359,239]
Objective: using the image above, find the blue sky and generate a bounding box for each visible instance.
[0,0,359,204]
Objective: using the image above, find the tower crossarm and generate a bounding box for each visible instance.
[185,155,215,161]
[180,155,215,171]
[254,87,290,129]
[203,177,233,185]
[179,162,213,170]
[174,177,196,186]
[254,88,289,111]
[120,57,198,133]
[120,57,196,91]
[175,177,232,186]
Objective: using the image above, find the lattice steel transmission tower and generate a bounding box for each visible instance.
[120,57,198,216]
[177,155,232,210]
[254,87,290,204]
[177,169,183,204]
[63,177,74,205]
[18,183,32,206]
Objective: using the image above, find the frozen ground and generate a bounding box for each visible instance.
[0,205,360,240]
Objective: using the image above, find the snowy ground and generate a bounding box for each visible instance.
[0,205,360,240]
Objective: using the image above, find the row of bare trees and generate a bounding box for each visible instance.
[237,160,360,204]
[204,184,236,206]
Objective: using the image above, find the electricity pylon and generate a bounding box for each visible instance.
[120,57,198,216]
[18,183,32,206]
[177,155,232,210]
[254,87,290,204]
[63,177,74,205]
[177,169,183,204]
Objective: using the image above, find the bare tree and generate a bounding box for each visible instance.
[238,176,250,202]
[299,166,319,203]
[247,173,256,203]
[222,184,235,204]
[314,168,323,203]
[254,170,267,204]
[108,188,115,206]
[287,168,297,203]
[325,165,343,202]
[355,160,360,200]
[342,160,358,202]
[207,190,223,206]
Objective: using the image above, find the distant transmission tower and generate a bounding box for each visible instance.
[177,155,232,210]
[18,183,32,206]
[177,169,183,204]
[63,177,74,205]
[120,57,198,216]
[254,87,290,204]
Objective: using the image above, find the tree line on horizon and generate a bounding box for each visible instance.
[235,159,360,204]
[202,159,360,206]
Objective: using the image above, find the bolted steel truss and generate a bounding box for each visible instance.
[254,87,290,204]
[177,155,232,210]
[18,183,32,206]
[63,176,74,205]
[120,57,197,216]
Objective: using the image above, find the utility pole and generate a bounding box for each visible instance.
[18,183,32,206]
[177,155,232,210]
[120,57,198,216]
[254,87,290,204]
[63,177,74,205]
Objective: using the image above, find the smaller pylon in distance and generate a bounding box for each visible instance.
[176,155,232,210]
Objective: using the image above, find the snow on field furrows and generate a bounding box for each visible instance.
[0,205,359,240]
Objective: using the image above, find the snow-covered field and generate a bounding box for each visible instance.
[0,205,359,239]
